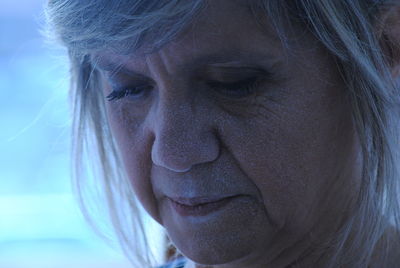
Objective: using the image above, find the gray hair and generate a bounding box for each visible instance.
[45,0,400,267]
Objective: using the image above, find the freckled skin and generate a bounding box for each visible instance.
[97,0,362,267]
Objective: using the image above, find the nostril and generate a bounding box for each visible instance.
[157,163,192,173]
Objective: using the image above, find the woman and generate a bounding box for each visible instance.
[45,0,400,267]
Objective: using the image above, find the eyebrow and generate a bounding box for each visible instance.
[92,50,274,77]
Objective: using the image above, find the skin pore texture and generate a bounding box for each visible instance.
[93,0,366,267]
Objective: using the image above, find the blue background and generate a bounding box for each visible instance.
[0,1,165,267]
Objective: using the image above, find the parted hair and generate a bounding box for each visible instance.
[45,0,400,267]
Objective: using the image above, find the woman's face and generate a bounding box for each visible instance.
[95,0,362,266]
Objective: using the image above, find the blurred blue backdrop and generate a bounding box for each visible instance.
[0,1,156,267]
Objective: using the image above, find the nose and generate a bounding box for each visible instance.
[149,98,220,173]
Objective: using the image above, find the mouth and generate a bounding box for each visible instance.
[168,195,242,217]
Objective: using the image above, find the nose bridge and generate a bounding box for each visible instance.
[150,95,219,172]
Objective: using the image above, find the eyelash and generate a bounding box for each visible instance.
[106,77,263,102]
[106,84,152,101]
[207,77,262,98]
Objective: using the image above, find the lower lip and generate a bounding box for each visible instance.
[169,196,239,217]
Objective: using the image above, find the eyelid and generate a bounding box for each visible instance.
[105,74,153,90]
[103,65,274,92]
[207,75,259,85]
[101,68,153,86]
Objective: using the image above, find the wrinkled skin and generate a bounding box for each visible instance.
[94,0,364,267]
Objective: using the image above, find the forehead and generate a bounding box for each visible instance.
[92,0,285,72]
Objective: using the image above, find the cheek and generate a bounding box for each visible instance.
[105,102,162,223]
[220,87,357,231]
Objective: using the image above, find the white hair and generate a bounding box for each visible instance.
[45,0,400,267]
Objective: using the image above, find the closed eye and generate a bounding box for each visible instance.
[207,77,263,98]
[106,84,153,101]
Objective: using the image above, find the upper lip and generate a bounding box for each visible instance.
[168,195,240,206]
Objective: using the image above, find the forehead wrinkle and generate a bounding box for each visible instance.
[92,0,283,79]
[93,11,283,80]
[144,46,181,83]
